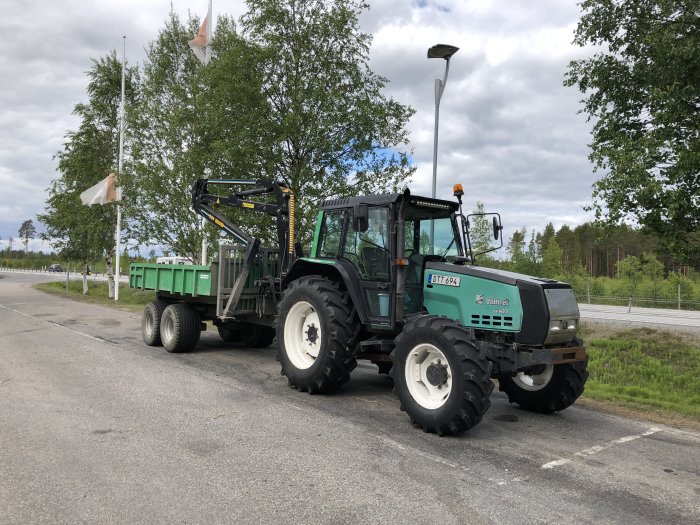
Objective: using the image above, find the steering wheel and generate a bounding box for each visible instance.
[359,235,389,253]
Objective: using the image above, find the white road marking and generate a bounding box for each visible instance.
[0,303,110,344]
[541,426,663,469]
[379,435,461,469]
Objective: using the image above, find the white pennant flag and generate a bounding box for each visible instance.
[80,173,122,206]
[189,16,208,64]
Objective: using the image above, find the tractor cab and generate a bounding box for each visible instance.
[295,188,502,331]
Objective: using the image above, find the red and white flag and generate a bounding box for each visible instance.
[189,16,208,64]
[80,173,122,206]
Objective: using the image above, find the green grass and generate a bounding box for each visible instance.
[584,327,700,419]
[34,280,155,312]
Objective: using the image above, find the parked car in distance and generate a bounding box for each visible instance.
[48,264,63,272]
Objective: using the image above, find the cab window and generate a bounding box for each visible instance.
[317,210,345,258]
[408,217,460,257]
[343,207,390,280]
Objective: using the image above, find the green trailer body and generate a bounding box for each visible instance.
[129,263,215,297]
[129,246,281,320]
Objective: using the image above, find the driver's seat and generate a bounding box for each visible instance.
[361,246,389,280]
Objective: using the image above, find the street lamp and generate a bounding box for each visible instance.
[427,44,458,253]
[428,43,459,200]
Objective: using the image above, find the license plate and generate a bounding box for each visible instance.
[428,274,461,287]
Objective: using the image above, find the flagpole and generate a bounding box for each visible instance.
[201,0,213,265]
[206,0,212,64]
[115,35,126,301]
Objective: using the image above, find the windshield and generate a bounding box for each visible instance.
[404,202,462,257]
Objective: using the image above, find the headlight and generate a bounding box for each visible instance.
[550,319,578,332]
[549,321,562,332]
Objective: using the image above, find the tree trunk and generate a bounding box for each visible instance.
[106,252,115,299]
[82,262,89,295]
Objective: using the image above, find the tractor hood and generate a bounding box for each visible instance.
[423,262,580,346]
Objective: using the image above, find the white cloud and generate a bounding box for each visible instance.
[0,0,596,253]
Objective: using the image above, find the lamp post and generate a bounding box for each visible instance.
[427,43,459,252]
[428,43,459,199]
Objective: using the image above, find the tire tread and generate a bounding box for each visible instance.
[277,276,359,394]
[162,303,201,353]
[391,315,494,436]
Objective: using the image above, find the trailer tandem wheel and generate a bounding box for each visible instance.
[142,300,168,346]
[240,325,276,348]
[161,303,201,353]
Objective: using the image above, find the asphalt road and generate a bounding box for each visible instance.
[1,271,699,524]
[580,303,700,334]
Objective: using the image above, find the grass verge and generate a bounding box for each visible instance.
[579,323,700,425]
[34,280,155,313]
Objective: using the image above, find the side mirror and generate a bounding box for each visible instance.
[493,215,503,240]
[353,203,369,232]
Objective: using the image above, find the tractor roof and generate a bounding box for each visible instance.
[321,192,458,213]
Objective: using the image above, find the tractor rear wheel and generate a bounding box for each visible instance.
[161,303,201,353]
[142,300,168,346]
[498,357,589,413]
[277,276,359,394]
[391,316,493,436]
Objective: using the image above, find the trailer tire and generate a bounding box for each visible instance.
[374,361,393,376]
[277,276,359,394]
[161,303,201,353]
[217,324,240,342]
[391,316,493,436]
[241,325,276,348]
[142,300,168,346]
[498,342,588,413]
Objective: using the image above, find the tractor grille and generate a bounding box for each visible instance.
[470,314,513,328]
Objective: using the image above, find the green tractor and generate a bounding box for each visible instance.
[131,179,588,436]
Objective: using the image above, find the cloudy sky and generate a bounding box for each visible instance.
[0,0,596,252]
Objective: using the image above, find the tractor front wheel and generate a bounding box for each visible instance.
[277,276,359,394]
[391,316,493,436]
[498,343,588,413]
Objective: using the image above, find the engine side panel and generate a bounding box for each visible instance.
[422,268,524,332]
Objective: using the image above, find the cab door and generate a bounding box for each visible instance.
[342,206,392,325]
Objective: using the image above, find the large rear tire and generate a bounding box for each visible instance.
[161,303,201,353]
[142,300,168,346]
[498,344,588,413]
[391,316,493,436]
[276,276,359,394]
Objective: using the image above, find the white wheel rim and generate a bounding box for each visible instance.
[145,310,155,336]
[513,365,554,391]
[161,312,174,344]
[404,343,452,410]
[284,301,322,370]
